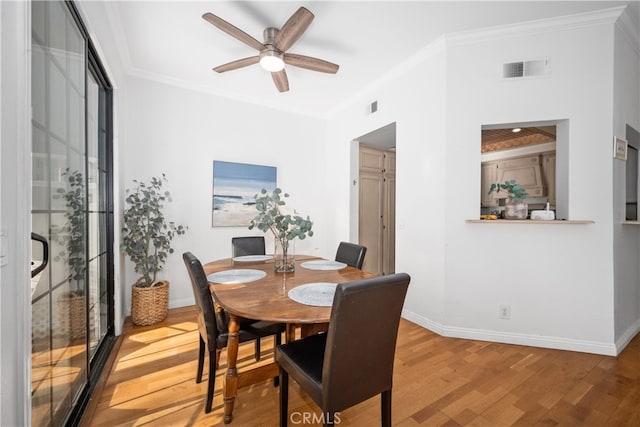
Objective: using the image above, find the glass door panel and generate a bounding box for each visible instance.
[31,1,87,425]
[87,71,109,356]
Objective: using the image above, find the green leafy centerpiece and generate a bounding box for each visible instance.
[249,188,313,272]
[488,179,529,219]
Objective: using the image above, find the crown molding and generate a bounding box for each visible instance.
[616,4,640,55]
[446,6,627,47]
[126,67,322,118]
[327,6,630,119]
[326,36,447,118]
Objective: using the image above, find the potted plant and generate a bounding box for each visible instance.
[53,168,86,339]
[249,188,313,272]
[121,174,187,325]
[488,179,529,219]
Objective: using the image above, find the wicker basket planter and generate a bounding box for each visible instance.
[131,280,169,326]
[57,292,86,340]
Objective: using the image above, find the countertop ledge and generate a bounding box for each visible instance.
[622,221,640,225]
[466,219,595,224]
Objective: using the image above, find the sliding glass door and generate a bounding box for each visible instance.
[31,1,114,425]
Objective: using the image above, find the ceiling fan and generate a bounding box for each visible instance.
[202,6,339,92]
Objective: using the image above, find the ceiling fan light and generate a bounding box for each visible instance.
[260,51,285,72]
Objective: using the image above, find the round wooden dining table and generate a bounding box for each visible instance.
[204,255,374,424]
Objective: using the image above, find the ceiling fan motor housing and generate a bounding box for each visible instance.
[260,28,284,71]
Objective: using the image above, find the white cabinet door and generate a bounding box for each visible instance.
[481,161,499,207]
[360,146,385,173]
[497,155,544,197]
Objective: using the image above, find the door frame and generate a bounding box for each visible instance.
[0,0,32,425]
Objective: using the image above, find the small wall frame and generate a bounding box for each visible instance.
[614,136,628,160]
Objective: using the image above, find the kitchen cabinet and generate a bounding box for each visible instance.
[481,153,553,207]
[359,147,395,275]
[541,152,556,205]
[360,146,386,173]
[481,161,499,207]
[496,155,544,197]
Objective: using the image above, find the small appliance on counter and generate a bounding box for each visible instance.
[530,203,555,220]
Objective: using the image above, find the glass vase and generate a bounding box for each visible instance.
[504,198,528,219]
[274,238,295,273]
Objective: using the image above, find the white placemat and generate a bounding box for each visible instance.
[300,260,347,271]
[288,282,337,306]
[207,269,266,284]
[232,255,273,262]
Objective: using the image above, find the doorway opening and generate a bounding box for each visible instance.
[353,123,396,275]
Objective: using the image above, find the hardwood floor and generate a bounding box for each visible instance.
[84,306,639,426]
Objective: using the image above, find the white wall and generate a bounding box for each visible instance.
[329,10,636,355]
[120,76,329,312]
[445,18,617,352]
[612,6,640,352]
[329,39,449,329]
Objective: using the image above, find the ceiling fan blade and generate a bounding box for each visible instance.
[271,70,289,92]
[284,53,339,74]
[202,12,264,51]
[213,56,260,73]
[274,7,314,52]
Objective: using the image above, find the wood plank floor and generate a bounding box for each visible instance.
[84,306,639,426]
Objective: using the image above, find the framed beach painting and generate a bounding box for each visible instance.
[212,161,277,227]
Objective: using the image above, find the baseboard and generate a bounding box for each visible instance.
[401,309,618,356]
[616,319,640,355]
[169,297,194,309]
[402,309,445,335]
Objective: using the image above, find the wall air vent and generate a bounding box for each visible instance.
[503,59,549,79]
[370,100,378,114]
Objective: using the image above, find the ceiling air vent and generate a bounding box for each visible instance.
[503,59,549,79]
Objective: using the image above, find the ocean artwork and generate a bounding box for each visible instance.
[212,161,277,227]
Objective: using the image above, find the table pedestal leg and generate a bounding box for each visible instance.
[223,314,240,424]
[285,323,297,343]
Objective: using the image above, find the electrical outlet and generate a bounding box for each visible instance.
[499,304,511,320]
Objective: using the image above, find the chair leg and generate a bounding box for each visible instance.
[381,390,392,427]
[272,332,281,387]
[255,338,261,361]
[205,350,216,414]
[279,369,289,427]
[196,336,205,383]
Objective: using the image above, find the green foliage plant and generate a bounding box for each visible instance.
[488,179,529,201]
[248,188,313,247]
[53,168,86,294]
[121,174,187,288]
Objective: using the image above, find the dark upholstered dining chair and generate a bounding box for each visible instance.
[183,252,284,413]
[275,273,410,427]
[335,241,367,269]
[232,236,266,257]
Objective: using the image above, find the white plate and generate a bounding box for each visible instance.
[232,255,273,262]
[207,269,266,284]
[300,260,347,271]
[288,282,338,307]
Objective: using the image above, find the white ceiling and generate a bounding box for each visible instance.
[92,1,639,117]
